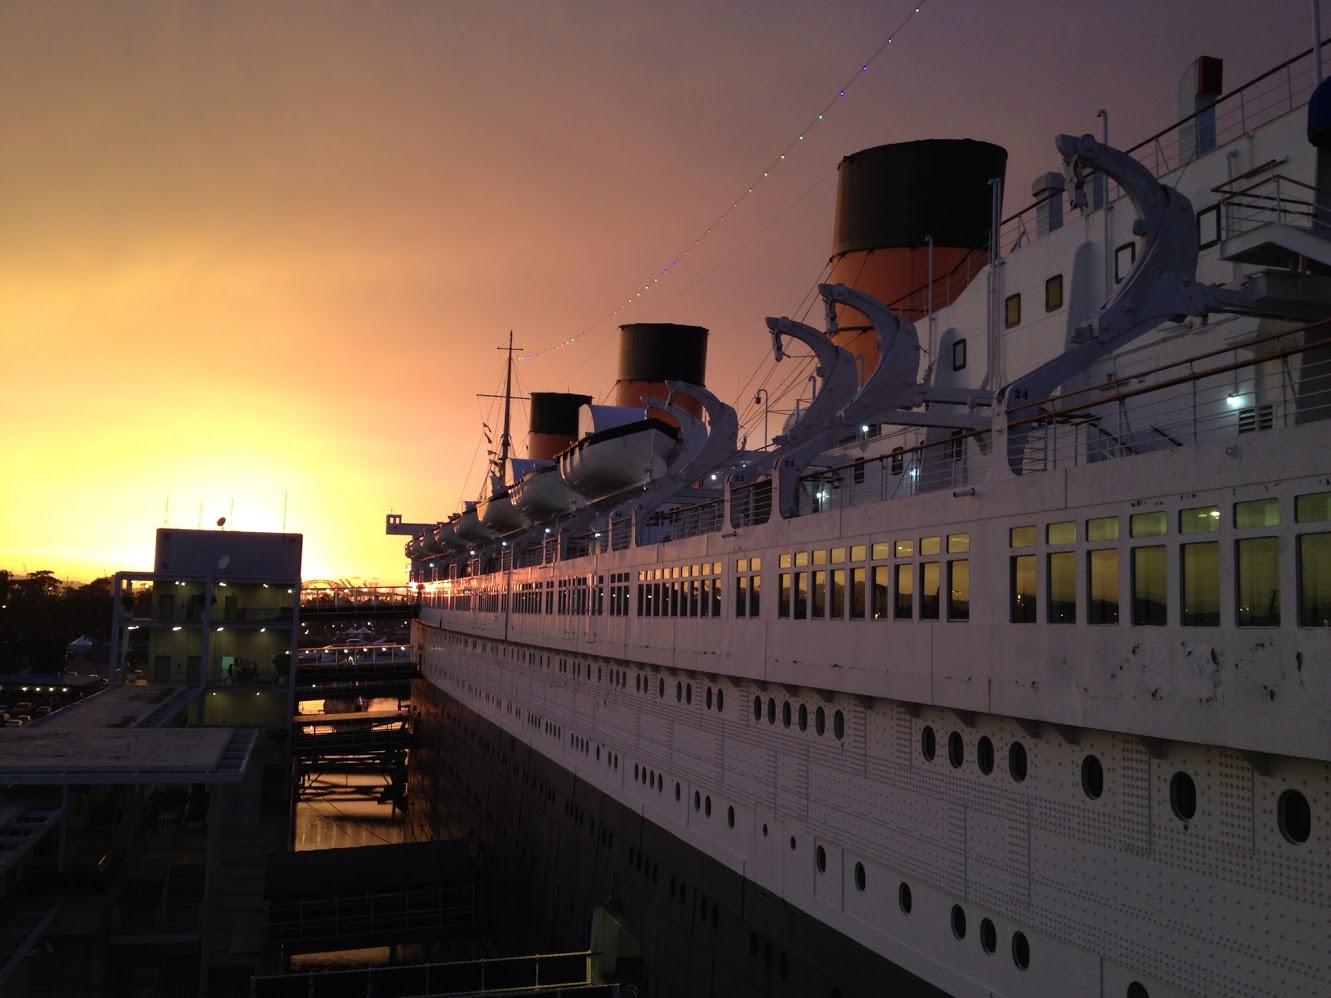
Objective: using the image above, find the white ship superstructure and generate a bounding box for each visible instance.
[400,44,1331,998]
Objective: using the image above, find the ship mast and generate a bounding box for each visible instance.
[496,331,519,476]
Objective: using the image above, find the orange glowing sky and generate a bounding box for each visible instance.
[0,1,1315,583]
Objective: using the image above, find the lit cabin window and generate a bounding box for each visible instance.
[1299,532,1331,626]
[1130,511,1167,538]
[1132,546,1167,625]
[1235,498,1279,528]
[890,447,904,475]
[1181,542,1220,625]
[1088,549,1120,625]
[1045,274,1064,312]
[894,564,914,620]
[1011,555,1036,622]
[1047,552,1076,623]
[1004,293,1021,328]
[1296,491,1331,523]
[1236,537,1279,627]
[1180,505,1221,534]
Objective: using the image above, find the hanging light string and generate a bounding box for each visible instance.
[518,0,933,362]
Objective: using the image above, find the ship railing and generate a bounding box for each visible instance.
[1214,172,1320,235]
[795,322,1331,513]
[646,497,725,543]
[995,41,1326,258]
[1012,320,1331,473]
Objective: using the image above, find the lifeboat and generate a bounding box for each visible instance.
[557,405,681,502]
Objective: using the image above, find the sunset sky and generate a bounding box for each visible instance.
[1,1,1317,584]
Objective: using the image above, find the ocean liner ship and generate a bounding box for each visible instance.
[396,41,1331,998]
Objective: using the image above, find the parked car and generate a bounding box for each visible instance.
[5,718,25,727]
[34,706,52,717]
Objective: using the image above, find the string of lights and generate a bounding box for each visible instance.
[518,0,934,363]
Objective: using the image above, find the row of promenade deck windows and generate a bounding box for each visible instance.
[1011,491,1331,627]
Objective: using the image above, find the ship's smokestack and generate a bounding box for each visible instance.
[614,322,709,420]
[827,139,1007,380]
[528,392,592,461]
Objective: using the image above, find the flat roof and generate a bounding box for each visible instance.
[0,685,255,785]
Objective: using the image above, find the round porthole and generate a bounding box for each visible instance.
[1012,931,1030,970]
[753,695,762,721]
[948,731,964,768]
[1170,771,1197,821]
[1081,754,1104,800]
[950,904,967,940]
[1278,789,1311,844]
[798,704,808,731]
[898,882,912,914]
[706,687,713,709]
[921,726,937,761]
[834,710,845,740]
[717,689,724,712]
[685,684,692,705]
[727,805,735,829]
[676,682,682,702]
[659,678,665,697]
[815,706,826,735]
[768,698,776,724]
[1009,742,1028,782]
[693,790,701,811]
[782,701,792,728]
[816,845,827,873]
[854,862,865,892]
[675,782,681,801]
[980,917,996,954]
[977,736,994,774]
[704,795,711,817]
[1126,983,1150,998]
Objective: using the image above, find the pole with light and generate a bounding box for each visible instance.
[753,388,770,450]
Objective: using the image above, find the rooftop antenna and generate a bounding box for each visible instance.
[197,502,203,529]
[282,492,288,532]
[163,497,170,527]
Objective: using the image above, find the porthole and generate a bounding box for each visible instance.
[657,773,663,791]
[948,731,964,768]
[1170,771,1197,821]
[980,918,996,954]
[768,698,776,724]
[951,904,967,940]
[816,845,827,873]
[675,782,681,802]
[704,795,711,817]
[659,678,665,697]
[783,701,792,728]
[753,695,762,721]
[789,836,797,851]
[1126,983,1150,998]
[1278,788,1311,844]
[977,736,994,774]
[717,689,724,712]
[799,704,808,731]
[899,883,912,914]
[921,726,937,761]
[706,688,713,710]
[634,763,640,780]
[854,862,865,892]
[762,823,768,837]
[635,675,641,692]
[676,682,682,702]
[1012,931,1030,970]
[834,710,845,740]
[694,790,701,811]
[1009,742,1028,782]
[727,805,735,829]
[1081,754,1104,800]
[815,706,826,735]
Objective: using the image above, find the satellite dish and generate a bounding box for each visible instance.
[217,516,227,528]
[217,555,231,570]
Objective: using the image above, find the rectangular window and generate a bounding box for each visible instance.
[737,558,749,572]
[1088,549,1120,624]
[831,569,846,618]
[920,536,941,557]
[1011,555,1036,622]
[736,576,748,618]
[749,574,761,618]
[1181,542,1220,625]
[890,448,904,475]
[1132,546,1167,625]
[851,544,867,561]
[1045,273,1064,312]
[871,566,889,619]
[831,547,846,564]
[894,564,914,620]
[794,572,808,620]
[947,533,970,554]
[853,459,865,485]
[812,549,828,566]
[952,337,967,371]
[1299,532,1331,626]
[1196,203,1221,248]
[1010,525,1037,548]
[895,539,915,558]
[948,560,970,621]
[1130,511,1167,538]
[1047,551,1076,623]
[1236,498,1280,528]
[795,551,810,567]
[1087,516,1119,542]
[1004,293,1022,329]
[712,576,722,616]
[1047,520,1076,545]
[920,562,940,620]
[778,573,791,618]
[812,570,827,618]
[1180,505,1221,534]
[779,552,793,569]
[1115,241,1137,283]
[851,566,867,618]
[871,542,889,560]
[1296,491,1331,523]
[1236,536,1280,626]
